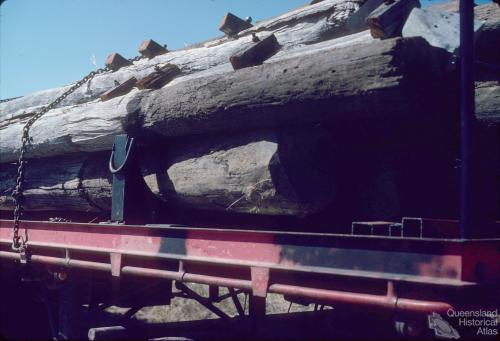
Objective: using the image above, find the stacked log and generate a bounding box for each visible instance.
[0,1,498,226]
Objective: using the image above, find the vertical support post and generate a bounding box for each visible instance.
[459,0,475,239]
[109,135,135,223]
[249,295,266,318]
[249,266,268,337]
[209,285,219,301]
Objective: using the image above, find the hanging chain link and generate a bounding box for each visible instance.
[10,52,144,254]
[11,67,109,253]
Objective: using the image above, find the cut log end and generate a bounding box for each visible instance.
[140,128,336,217]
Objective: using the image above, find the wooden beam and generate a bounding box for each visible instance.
[136,64,182,90]
[219,12,253,35]
[105,53,132,71]
[138,39,168,59]
[230,34,281,70]
[100,77,137,102]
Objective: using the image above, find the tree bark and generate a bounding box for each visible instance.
[0,153,111,212]
[0,128,336,216]
[476,81,500,124]
[140,128,335,216]
[0,0,363,122]
[124,37,450,139]
[0,29,375,163]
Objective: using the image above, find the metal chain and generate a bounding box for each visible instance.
[11,52,143,253]
[0,96,22,104]
[11,66,109,252]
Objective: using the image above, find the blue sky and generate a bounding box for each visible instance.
[0,0,488,99]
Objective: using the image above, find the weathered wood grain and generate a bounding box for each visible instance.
[136,64,182,90]
[0,0,364,123]
[476,81,500,124]
[425,1,499,64]
[230,34,281,70]
[140,128,335,216]
[0,90,139,162]
[0,128,336,216]
[1,3,497,165]
[402,7,484,53]
[366,0,420,39]
[100,77,137,102]
[219,12,253,36]
[125,37,450,139]
[0,153,111,212]
[139,39,168,59]
[105,53,132,71]
[474,3,500,66]
[0,31,375,163]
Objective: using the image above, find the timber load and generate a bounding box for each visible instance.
[0,0,498,227]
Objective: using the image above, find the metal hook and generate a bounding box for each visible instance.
[109,136,135,174]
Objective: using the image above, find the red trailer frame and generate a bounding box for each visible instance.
[1,218,498,319]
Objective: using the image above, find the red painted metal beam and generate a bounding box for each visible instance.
[268,284,452,314]
[0,250,452,315]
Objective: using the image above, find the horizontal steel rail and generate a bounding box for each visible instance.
[0,249,453,314]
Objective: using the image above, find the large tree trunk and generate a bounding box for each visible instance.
[0,153,111,212]
[0,0,364,125]
[140,128,335,216]
[3,7,498,163]
[0,128,335,217]
[0,30,375,163]
[125,36,450,138]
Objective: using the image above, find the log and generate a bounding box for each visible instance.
[0,0,364,121]
[0,31,374,163]
[0,128,335,216]
[366,0,420,39]
[0,153,112,212]
[319,0,385,39]
[476,81,500,124]
[474,3,500,66]
[140,128,335,216]
[1,3,496,164]
[402,7,484,53]
[125,37,450,139]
